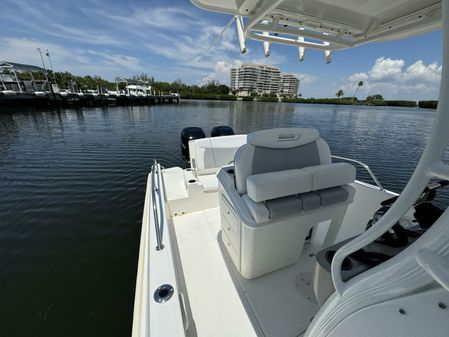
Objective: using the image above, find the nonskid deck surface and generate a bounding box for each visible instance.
[172,207,330,337]
[172,208,256,337]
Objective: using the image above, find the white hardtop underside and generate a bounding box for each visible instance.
[192,0,442,47]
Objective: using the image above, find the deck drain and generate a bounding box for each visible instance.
[154,284,174,304]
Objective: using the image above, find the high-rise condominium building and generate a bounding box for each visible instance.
[230,64,299,97]
[230,64,281,96]
[281,74,300,98]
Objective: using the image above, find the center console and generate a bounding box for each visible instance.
[313,180,447,306]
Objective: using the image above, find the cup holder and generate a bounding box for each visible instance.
[227,169,235,175]
[325,250,353,271]
[188,179,196,184]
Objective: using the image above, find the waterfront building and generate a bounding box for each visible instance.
[230,64,281,96]
[280,73,300,98]
[230,64,299,97]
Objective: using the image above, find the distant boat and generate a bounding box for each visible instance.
[125,84,152,97]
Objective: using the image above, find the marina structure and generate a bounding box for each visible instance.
[0,61,48,93]
[230,64,300,97]
[0,61,179,108]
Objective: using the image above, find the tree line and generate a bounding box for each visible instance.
[8,69,438,108]
[11,70,230,95]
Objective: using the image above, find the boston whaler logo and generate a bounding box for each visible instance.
[277,133,301,142]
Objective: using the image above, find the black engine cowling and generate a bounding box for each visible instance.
[181,127,205,163]
[211,126,234,137]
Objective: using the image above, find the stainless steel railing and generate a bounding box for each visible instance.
[151,160,164,250]
[331,155,384,191]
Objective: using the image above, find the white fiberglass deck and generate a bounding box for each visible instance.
[136,153,399,337]
[172,207,337,337]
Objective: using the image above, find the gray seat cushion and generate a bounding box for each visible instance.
[317,187,350,207]
[246,169,312,202]
[243,185,356,223]
[266,196,302,219]
[298,192,321,211]
[302,163,356,190]
[242,194,270,224]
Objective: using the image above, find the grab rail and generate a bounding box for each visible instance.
[331,155,384,191]
[151,160,164,251]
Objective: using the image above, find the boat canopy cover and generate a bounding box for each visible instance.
[192,0,441,52]
[0,61,45,72]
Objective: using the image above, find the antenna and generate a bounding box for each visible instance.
[198,15,237,62]
[45,49,58,84]
[37,48,50,89]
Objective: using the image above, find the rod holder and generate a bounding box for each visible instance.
[298,37,305,61]
[324,50,332,64]
[236,16,247,54]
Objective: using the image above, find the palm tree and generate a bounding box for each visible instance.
[353,81,363,100]
[335,89,344,99]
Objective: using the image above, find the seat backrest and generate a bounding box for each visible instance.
[234,128,331,194]
[189,135,247,176]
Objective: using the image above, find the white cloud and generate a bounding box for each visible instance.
[403,60,441,82]
[291,73,318,85]
[85,50,144,71]
[202,59,242,84]
[348,72,369,83]
[143,21,249,84]
[0,37,149,79]
[0,1,248,83]
[342,57,441,100]
[2,1,122,46]
[368,57,404,80]
[84,7,203,33]
[145,23,239,65]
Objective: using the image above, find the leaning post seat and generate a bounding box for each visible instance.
[217,128,356,279]
[188,135,247,192]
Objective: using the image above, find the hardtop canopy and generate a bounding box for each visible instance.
[192,0,442,55]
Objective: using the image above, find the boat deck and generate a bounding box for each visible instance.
[172,207,333,337]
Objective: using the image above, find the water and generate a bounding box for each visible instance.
[0,100,447,336]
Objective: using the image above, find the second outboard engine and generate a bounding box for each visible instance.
[181,127,205,163]
[211,125,234,137]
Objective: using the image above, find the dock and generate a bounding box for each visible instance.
[0,91,180,109]
[0,61,180,109]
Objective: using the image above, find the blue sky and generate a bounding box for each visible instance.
[0,0,442,100]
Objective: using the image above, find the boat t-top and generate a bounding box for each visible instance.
[132,0,449,336]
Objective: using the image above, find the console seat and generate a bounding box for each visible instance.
[218,128,356,279]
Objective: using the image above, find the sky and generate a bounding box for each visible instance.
[0,0,443,100]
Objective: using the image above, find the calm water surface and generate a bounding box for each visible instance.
[0,100,447,336]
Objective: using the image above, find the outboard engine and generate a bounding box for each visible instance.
[211,125,234,137]
[181,127,205,163]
